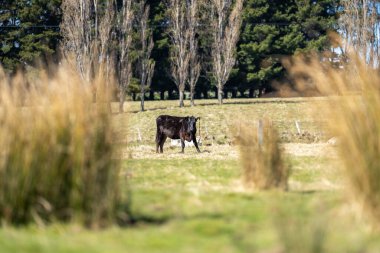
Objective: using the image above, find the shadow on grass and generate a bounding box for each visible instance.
[126,99,306,114]
[127,107,169,114]
[290,190,319,195]
[122,214,170,227]
[197,99,304,107]
[119,212,226,228]
[287,189,339,196]
[182,212,225,220]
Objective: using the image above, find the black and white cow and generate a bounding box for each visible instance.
[155,115,201,153]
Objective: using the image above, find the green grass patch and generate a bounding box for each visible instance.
[290,156,339,183]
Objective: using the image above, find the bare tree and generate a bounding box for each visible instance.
[340,0,380,66]
[117,0,134,113]
[61,0,117,112]
[61,0,116,81]
[167,0,191,107]
[61,0,94,83]
[97,2,116,108]
[188,0,201,106]
[98,2,114,67]
[210,0,244,104]
[136,0,155,112]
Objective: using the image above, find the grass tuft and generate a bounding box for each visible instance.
[287,47,380,228]
[234,119,289,190]
[0,65,124,228]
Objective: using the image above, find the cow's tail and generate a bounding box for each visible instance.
[198,118,201,142]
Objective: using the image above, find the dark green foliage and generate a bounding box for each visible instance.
[0,0,61,72]
[0,0,338,97]
[236,0,338,95]
[146,0,176,97]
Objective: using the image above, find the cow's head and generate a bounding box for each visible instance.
[186,116,200,133]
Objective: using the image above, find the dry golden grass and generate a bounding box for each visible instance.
[233,119,289,190]
[288,48,380,228]
[0,65,124,227]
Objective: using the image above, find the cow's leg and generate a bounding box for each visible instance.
[192,135,201,153]
[156,138,159,153]
[180,138,185,153]
[156,132,161,153]
[159,136,167,153]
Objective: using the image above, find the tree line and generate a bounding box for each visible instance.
[0,0,339,110]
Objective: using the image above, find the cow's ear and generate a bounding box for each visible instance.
[196,117,201,121]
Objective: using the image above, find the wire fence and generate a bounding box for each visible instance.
[0,22,303,30]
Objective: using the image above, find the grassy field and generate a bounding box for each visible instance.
[114,97,327,147]
[1,98,380,253]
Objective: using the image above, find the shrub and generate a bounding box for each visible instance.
[287,48,380,227]
[0,65,123,228]
[234,120,289,190]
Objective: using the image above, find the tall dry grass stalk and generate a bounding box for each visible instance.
[234,120,289,190]
[287,46,380,227]
[0,64,123,228]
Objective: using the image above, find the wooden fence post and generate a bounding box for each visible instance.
[136,127,142,142]
[295,120,301,134]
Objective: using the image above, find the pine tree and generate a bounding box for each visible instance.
[0,0,61,72]
[146,0,175,100]
[237,0,338,96]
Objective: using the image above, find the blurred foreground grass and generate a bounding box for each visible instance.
[1,155,379,252]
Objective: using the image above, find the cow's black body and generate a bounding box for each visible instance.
[156,115,201,153]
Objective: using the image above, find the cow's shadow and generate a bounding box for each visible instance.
[157,149,211,154]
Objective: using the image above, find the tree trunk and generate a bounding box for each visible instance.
[232,90,237,98]
[149,90,154,100]
[239,89,245,98]
[140,90,145,111]
[203,90,208,99]
[132,92,136,101]
[249,88,254,98]
[160,91,165,100]
[168,90,174,99]
[258,89,263,97]
[190,89,195,106]
[179,90,185,107]
[218,85,223,105]
[119,88,126,113]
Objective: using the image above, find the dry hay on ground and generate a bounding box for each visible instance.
[123,143,337,160]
